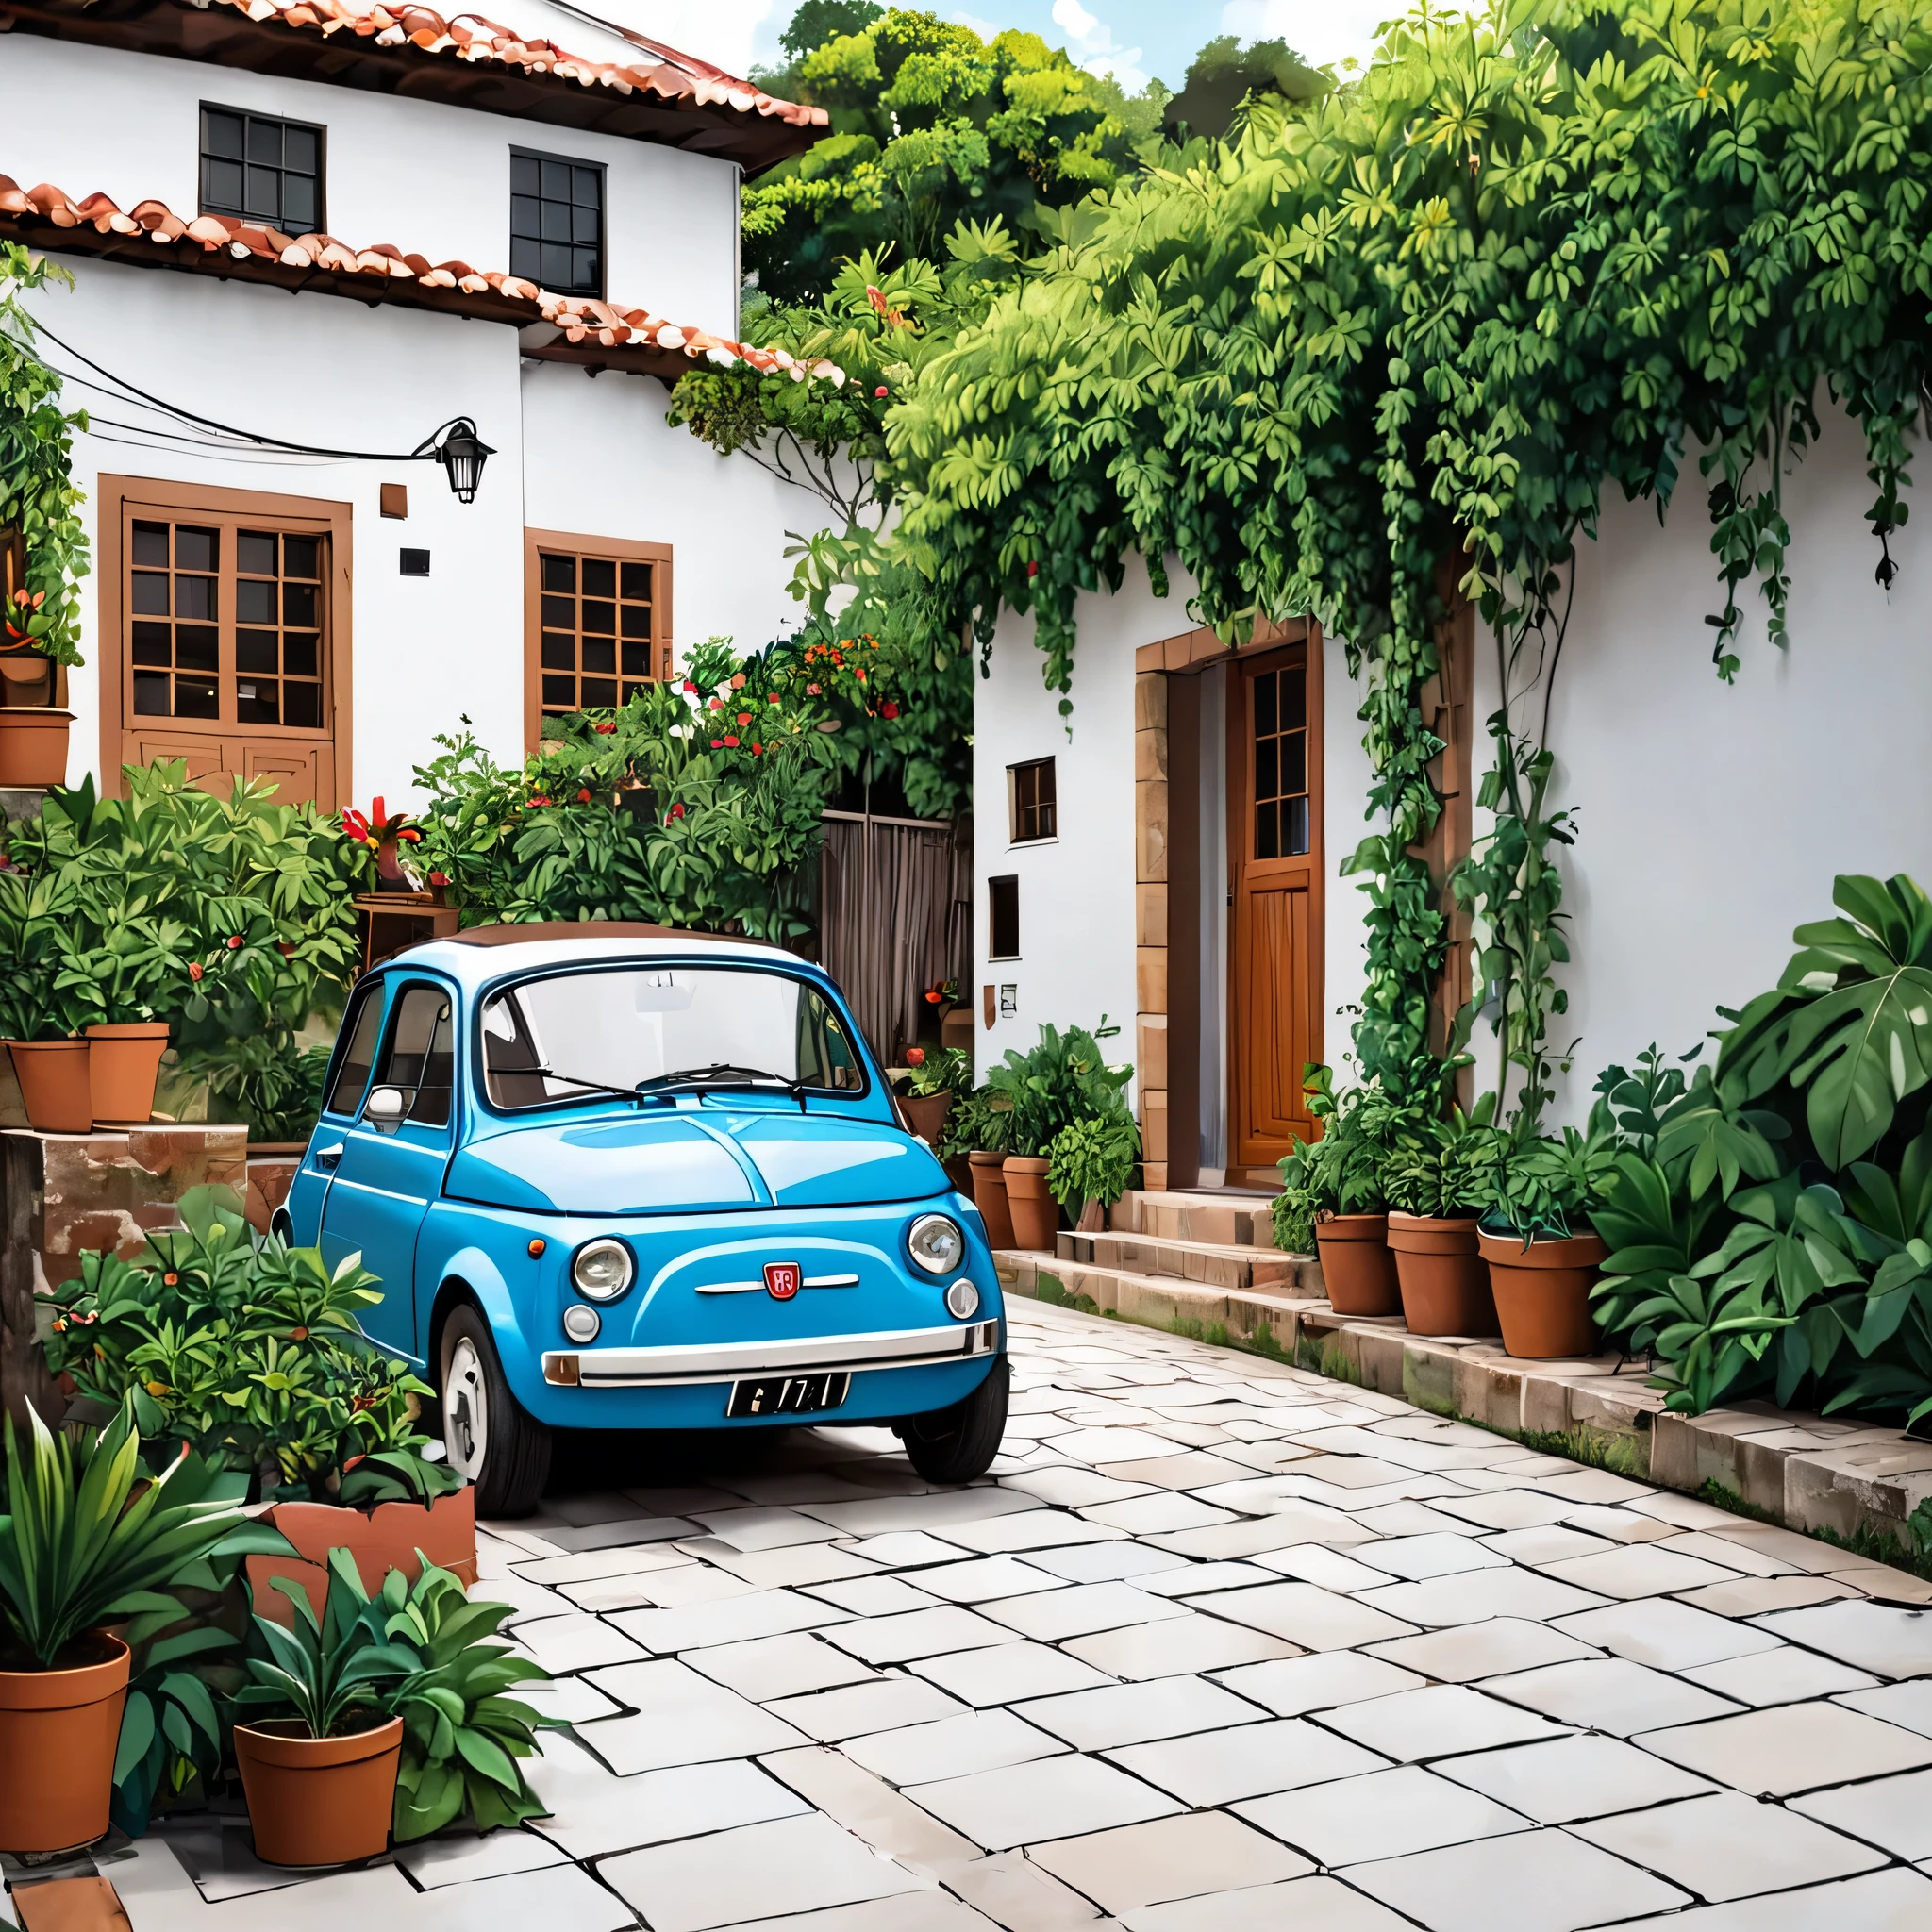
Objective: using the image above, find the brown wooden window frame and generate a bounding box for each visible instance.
[523,528,673,753]
[1008,756,1057,844]
[988,874,1020,960]
[97,475,353,808]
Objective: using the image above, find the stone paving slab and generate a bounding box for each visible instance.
[22,1296,1932,1932]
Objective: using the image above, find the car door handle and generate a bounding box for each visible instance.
[312,1142,344,1174]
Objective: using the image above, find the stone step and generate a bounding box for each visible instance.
[1117,1188,1283,1249]
[1056,1228,1321,1296]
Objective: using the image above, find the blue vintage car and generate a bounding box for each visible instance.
[280,924,1007,1514]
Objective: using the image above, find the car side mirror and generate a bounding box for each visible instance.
[363,1085,408,1133]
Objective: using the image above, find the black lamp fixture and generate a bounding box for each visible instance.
[418,417,496,503]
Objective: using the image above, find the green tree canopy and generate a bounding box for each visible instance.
[1161,34,1329,141]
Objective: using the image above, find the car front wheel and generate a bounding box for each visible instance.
[897,1356,1009,1485]
[439,1304,552,1518]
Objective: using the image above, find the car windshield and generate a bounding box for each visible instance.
[480,964,867,1110]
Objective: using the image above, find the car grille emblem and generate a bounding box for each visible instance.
[763,1261,802,1301]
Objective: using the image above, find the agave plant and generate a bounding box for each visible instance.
[0,1399,275,1671]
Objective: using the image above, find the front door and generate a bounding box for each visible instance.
[1228,639,1324,1176]
[319,979,457,1364]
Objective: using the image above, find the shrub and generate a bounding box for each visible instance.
[1046,1110,1140,1212]
[1272,1069,1418,1250]
[983,1020,1133,1158]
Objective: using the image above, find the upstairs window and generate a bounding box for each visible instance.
[989,875,1020,960]
[523,530,672,750]
[1008,758,1057,843]
[200,106,324,233]
[511,151,604,297]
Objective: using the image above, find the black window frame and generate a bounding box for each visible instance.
[509,147,606,299]
[199,103,326,234]
[1008,757,1058,844]
[989,875,1021,960]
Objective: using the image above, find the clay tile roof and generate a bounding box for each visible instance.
[0,174,845,385]
[6,0,825,170]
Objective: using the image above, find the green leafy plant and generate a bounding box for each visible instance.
[40,1185,458,1505]
[233,1549,421,1739]
[1045,1109,1140,1213]
[1272,1068,1421,1251]
[1383,1108,1506,1222]
[941,1085,1010,1159]
[906,1044,971,1098]
[0,1399,275,1671]
[1486,1121,1622,1246]
[381,1559,553,1840]
[982,1019,1132,1158]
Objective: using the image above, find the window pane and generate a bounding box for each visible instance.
[1255,736,1278,803]
[581,598,615,636]
[236,630,279,674]
[1285,794,1310,857]
[237,530,277,576]
[540,159,571,198]
[582,558,615,597]
[175,676,220,719]
[174,626,218,673]
[283,582,318,627]
[511,154,540,195]
[541,242,572,288]
[236,578,276,625]
[175,527,217,573]
[1255,669,1277,739]
[204,110,244,159]
[244,165,279,216]
[175,576,215,622]
[509,238,541,283]
[131,573,170,616]
[621,641,648,676]
[1279,734,1306,798]
[541,633,576,671]
[204,158,243,209]
[573,249,599,291]
[131,623,172,666]
[281,177,316,231]
[1281,666,1307,731]
[573,166,601,206]
[540,200,570,242]
[326,988,384,1115]
[133,672,171,715]
[283,126,318,173]
[573,206,598,244]
[1257,799,1279,860]
[236,680,278,724]
[620,603,651,638]
[582,638,615,675]
[283,536,320,579]
[541,554,575,592]
[541,593,575,630]
[541,674,576,708]
[132,522,170,568]
[620,560,651,599]
[246,118,282,163]
[284,633,319,678]
[283,682,323,729]
[580,677,617,707]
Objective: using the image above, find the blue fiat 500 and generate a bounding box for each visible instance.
[280,924,1007,1515]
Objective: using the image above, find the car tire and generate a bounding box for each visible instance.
[439,1304,552,1518]
[898,1356,1009,1485]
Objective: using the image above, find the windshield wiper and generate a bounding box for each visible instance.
[636,1064,808,1111]
[519,1066,658,1105]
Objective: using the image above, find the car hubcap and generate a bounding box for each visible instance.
[443,1338,489,1480]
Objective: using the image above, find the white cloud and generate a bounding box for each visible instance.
[1052,0,1098,35]
[1220,0,1395,71]
[1046,0,1150,92]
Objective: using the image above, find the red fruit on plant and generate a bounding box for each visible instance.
[708,696,724,709]
[670,803,686,819]
[767,693,780,705]
[1026,561,1040,578]
[710,738,724,748]
[906,1046,925,1066]
[751,743,763,756]
[226,935,243,950]
[880,701,899,719]
[737,712,752,725]
[723,735,740,748]
[874,385,889,398]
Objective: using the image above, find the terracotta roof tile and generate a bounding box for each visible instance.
[175,0,826,128]
[0,174,845,384]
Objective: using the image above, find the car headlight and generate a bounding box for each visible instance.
[572,1238,635,1302]
[908,1213,965,1275]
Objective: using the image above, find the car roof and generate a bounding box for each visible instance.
[388,923,812,991]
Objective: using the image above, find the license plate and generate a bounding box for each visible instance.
[727,1372,851,1418]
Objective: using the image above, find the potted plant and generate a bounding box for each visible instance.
[339,797,425,892]
[230,1551,420,1867]
[41,1188,473,1615]
[1046,1108,1140,1233]
[1478,1122,1616,1357]
[0,1401,271,1853]
[901,1044,971,1147]
[1384,1108,1507,1336]
[66,906,181,1126]
[0,866,101,1131]
[986,1021,1135,1251]
[1274,1069,1409,1315]
[947,1088,1017,1250]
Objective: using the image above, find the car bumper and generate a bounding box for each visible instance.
[543,1317,1001,1388]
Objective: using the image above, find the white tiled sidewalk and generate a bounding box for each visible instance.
[80,1301,1932,1929]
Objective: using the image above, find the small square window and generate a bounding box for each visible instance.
[989,875,1020,960]
[510,149,605,298]
[1008,758,1057,843]
[201,105,325,232]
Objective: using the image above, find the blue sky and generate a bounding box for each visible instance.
[622,2,1398,91]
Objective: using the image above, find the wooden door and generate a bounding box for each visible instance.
[101,478,351,811]
[1228,637,1324,1175]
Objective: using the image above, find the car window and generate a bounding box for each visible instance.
[374,983,455,1127]
[482,965,866,1109]
[324,985,384,1117]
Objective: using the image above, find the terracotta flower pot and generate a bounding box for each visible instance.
[233,1716,403,1867]
[901,1091,953,1147]
[1003,1155,1058,1252]
[247,1489,476,1628]
[0,706,72,787]
[85,1022,171,1124]
[6,1038,92,1133]
[968,1150,1016,1250]
[1479,1229,1607,1358]
[0,1634,130,1854]
[1386,1211,1498,1337]
[1315,1213,1403,1316]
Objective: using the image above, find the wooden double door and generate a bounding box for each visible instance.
[1227,639,1324,1175]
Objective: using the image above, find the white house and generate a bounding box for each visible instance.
[972,403,1932,1189]
[1,0,837,810]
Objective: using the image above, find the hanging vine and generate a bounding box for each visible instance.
[885,0,1932,1114]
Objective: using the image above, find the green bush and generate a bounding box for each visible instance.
[1046,1110,1140,1212]
[1272,1068,1418,1250]
[1591,875,1932,1424]
[983,1020,1133,1158]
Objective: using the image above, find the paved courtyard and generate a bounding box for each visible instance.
[92,1299,1932,1930]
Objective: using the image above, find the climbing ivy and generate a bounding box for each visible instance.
[884,0,1932,1110]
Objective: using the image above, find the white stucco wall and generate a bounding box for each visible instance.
[972,564,1149,1101]
[1468,404,1932,1125]
[2,34,739,326]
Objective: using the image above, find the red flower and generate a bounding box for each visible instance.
[226,935,243,950]
[398,826,421,843]
[807,682,821,695]
[880,701,899,719]
[188,962,204,982]
[722,735,739,748]
[530,794,552,808]
[669,802,686,819]
[1026,561,1040,578]
[854,667,866,681]
[925,989,941,1004]
[751,743,763,756]
[593,721,616,734]
[874,385,889,398]
[906,1046,925,1066]
[709,738,724,748]
[767,693,780,705]
[708,696,724,710]
[737,712,752,725]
